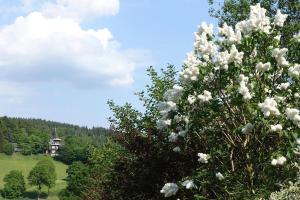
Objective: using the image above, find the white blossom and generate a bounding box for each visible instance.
[286,108,300,127]
[236,3,271,34]
[168,132,178,142]
[178,129,188,137]
[258,97,280,117]
[160,183,179,197]
[288,64,300,78]
[181,52,202,83]
[242,123,254,134]
[198,153,210,163]
[218,22,241,43]
[238,74,252,100]
[256,62,271,73]
[271,159,278,166]
[173,146,181,152]
[272,48,289,67]
[216,172,225,180]
[197,90,212,102]
[198,22,214,36]
[274,10,288,27]
[164,85,184,102]
[274,96,286,102]
[157,119,172,130]
[215,50,230,70]
[277,82,290,90]
[188,95,197,105]
[271,156,287,166]
[277,156,287,165]
[194,29,217,60]
[229,45,244,64]
[294,32,300,42]
[270,124,283,132]
[274,35,281,41]
[182,180,196,189]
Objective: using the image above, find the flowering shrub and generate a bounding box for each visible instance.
[109,3,300,199]
[155,3,300,199]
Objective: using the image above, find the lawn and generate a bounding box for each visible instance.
[0,153,68,200]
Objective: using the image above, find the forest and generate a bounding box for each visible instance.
[0,116,110,156]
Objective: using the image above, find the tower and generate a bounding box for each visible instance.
[49,128,61,156]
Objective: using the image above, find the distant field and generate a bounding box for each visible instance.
[0,153,68,200]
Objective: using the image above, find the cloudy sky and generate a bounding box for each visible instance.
[0,0,216,127]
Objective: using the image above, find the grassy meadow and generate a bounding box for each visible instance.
[0,153,68,200]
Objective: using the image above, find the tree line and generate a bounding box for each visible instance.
[0,116,110,156]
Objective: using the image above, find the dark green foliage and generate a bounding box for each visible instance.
[2,142,14,155]
[55,136,90,164]
[28,158,57,198]
[2,170,26,199]
[62,161,89,198]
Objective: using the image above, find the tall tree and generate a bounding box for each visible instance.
[28,159,57,199]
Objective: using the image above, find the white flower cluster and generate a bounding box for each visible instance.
[276,82,290,90]
[168,132,178,142]
[256,62,271,73]
[238,74,252,100]
[173,146,181,152]
[198,153,210,163]
[194,22,217,61]
[235,3,271,34]
[274,10,288,27]
[182,180,195,189]
[157,119,171,130]
[164,85,184,102]
[180,52,201,82]
[216,172,225,180]
[271,156,287,166]
[157,85,184,130]
[197,90,213,103]
[242,123,254,134]
[286,108,300,127]
[258,97,280,117]
[157,101,177,117]
[288,64,300,78]
[272,48,289,67]
[270,124,283,132]
[218,22,241,43]
[215,45,244,70]
[160,183,179,197]
[188,94,197,105]
[294,32,300,42]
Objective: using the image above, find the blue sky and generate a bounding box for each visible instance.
[0,0,217,127]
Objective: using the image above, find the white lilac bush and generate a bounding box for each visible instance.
[157,3,300,199]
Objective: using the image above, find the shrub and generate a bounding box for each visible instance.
[109,3,300,199]
[3,142,14,155]
[2,170,26,199]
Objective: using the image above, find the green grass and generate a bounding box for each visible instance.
[0,153,68,200]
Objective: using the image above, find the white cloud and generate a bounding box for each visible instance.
[0,12,150,88]
[42,0,120,22]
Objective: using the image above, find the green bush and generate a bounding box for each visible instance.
[3,142,14,155]
[2,170,26,199]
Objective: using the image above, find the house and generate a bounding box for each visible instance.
[48,128,61,156]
